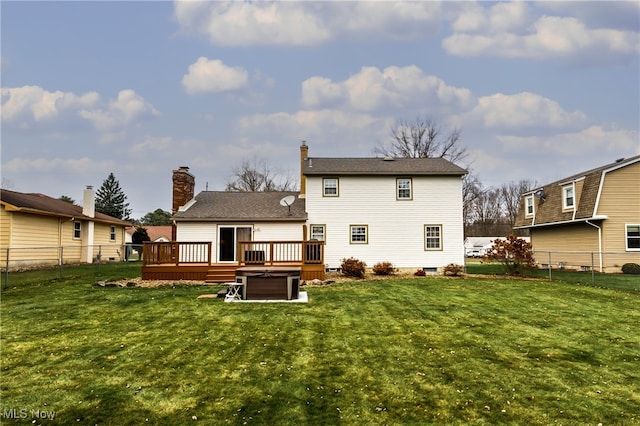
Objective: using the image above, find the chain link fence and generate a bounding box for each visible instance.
[1,244,144,290]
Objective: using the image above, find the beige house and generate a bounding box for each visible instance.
[1,186,130,269]
[514,155,640,272]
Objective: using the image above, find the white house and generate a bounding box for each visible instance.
[169,143,467,276]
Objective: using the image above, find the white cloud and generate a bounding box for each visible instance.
[301,65,474,114]
[173,1,446,47]
[182,57,249,95]
[2,86,158,131]
[462,92,588,129]
[443,3,639,64]
[79,89,160,131]
[128,135,174,154]
[1,85,99,124]
[497,125,640,156]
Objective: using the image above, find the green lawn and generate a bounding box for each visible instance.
[1,264,639,425]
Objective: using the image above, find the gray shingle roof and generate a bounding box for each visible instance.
[173,191,306,221]
[302,157,467,176]
[0,189,131,225]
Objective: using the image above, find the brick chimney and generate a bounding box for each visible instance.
[299,141,308,198]
[172,166,195,214]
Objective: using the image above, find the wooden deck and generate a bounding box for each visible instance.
[141,241,325,282]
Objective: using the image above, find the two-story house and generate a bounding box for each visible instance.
[150,143,467,282]
[514,155,640,272]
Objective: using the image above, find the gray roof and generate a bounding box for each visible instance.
[302,157,467,176]
[1,189,131,226]
[173,191,306,222]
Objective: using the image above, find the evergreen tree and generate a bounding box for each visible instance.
[95,173,132,220]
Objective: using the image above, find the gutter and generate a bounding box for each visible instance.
[514,215,608,230]
[585,220,603,272]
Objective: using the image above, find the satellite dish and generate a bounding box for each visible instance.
[279,195,295,207]
[279,195,296,216]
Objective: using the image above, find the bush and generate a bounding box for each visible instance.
[340,257,367,279]
[414,269,426,277]
[484,234,535,276]
[621,263,640,275]
[372,261,395,275]
[443,263,464,277]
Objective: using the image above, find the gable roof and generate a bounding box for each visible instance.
[302,157,467,176]
[515,155,640,229]
[173,191,306,222]
[1,189,131,226]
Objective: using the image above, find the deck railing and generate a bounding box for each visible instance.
[142,240,323,266]
[238,240,324,266]
[142,241,212,266]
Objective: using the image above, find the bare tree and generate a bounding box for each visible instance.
[499,179,537,230]
[376,115,466,164]
[225,158,296,192]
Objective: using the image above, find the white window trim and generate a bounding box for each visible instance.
[563,185,575,210]
[73,221,81,239]
[310,224,326,241]
[626,224,640,251]
[396,178,412,200]
[323,178,339,197]
[350,225,368,244]
[424,224,443,251]
[110,226,116,242]
[525,195,534,217]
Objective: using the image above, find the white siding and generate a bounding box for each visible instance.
[254,223,303,241]
[305,175,465,269]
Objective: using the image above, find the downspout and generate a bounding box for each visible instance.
[585,220,603,272]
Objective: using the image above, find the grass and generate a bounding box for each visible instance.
[1,264,639,425]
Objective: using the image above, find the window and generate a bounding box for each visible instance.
[563,186,575,210]
[424,225,442,250]
[110,226,116,241]
[350,225,368,244]
[525,195,534,217]
[73,221,81,239]
[627,225,640,250]
[310,225,325,241]
[323,178,339,196]
[397,178,412,200]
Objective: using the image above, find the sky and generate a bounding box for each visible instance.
[2,1,639,219]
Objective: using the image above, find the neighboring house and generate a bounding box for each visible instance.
[126,225,172,243]
[514,155,640,272]
[156,143,467,281]
[464,236,531,257]
[0,186,130,269]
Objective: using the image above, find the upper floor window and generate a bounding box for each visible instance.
[73,221,81,239]
[525,195,534,217]
[110,226,116,241]
[424,225,442,250]
[626,225,640,251]
[310,225,325,241]
[563,186,575,210]
[397,178,412,200]
[323,178,339,197]
[350,225,368,244]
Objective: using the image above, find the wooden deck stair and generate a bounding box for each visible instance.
[205,265,237,283]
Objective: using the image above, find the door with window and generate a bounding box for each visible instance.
[218,226,252,262]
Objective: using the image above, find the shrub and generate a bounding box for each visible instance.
[340,257,367,279]
[443,263,464,277]
[484,234,535,276]
[414,269,426,277]
[372,261,395,275]
[621,263,640,275]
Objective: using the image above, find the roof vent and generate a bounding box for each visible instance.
[383,157,395,161]
[615,157,624,163]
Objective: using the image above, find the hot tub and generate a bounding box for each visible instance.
[235,266,301,300]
